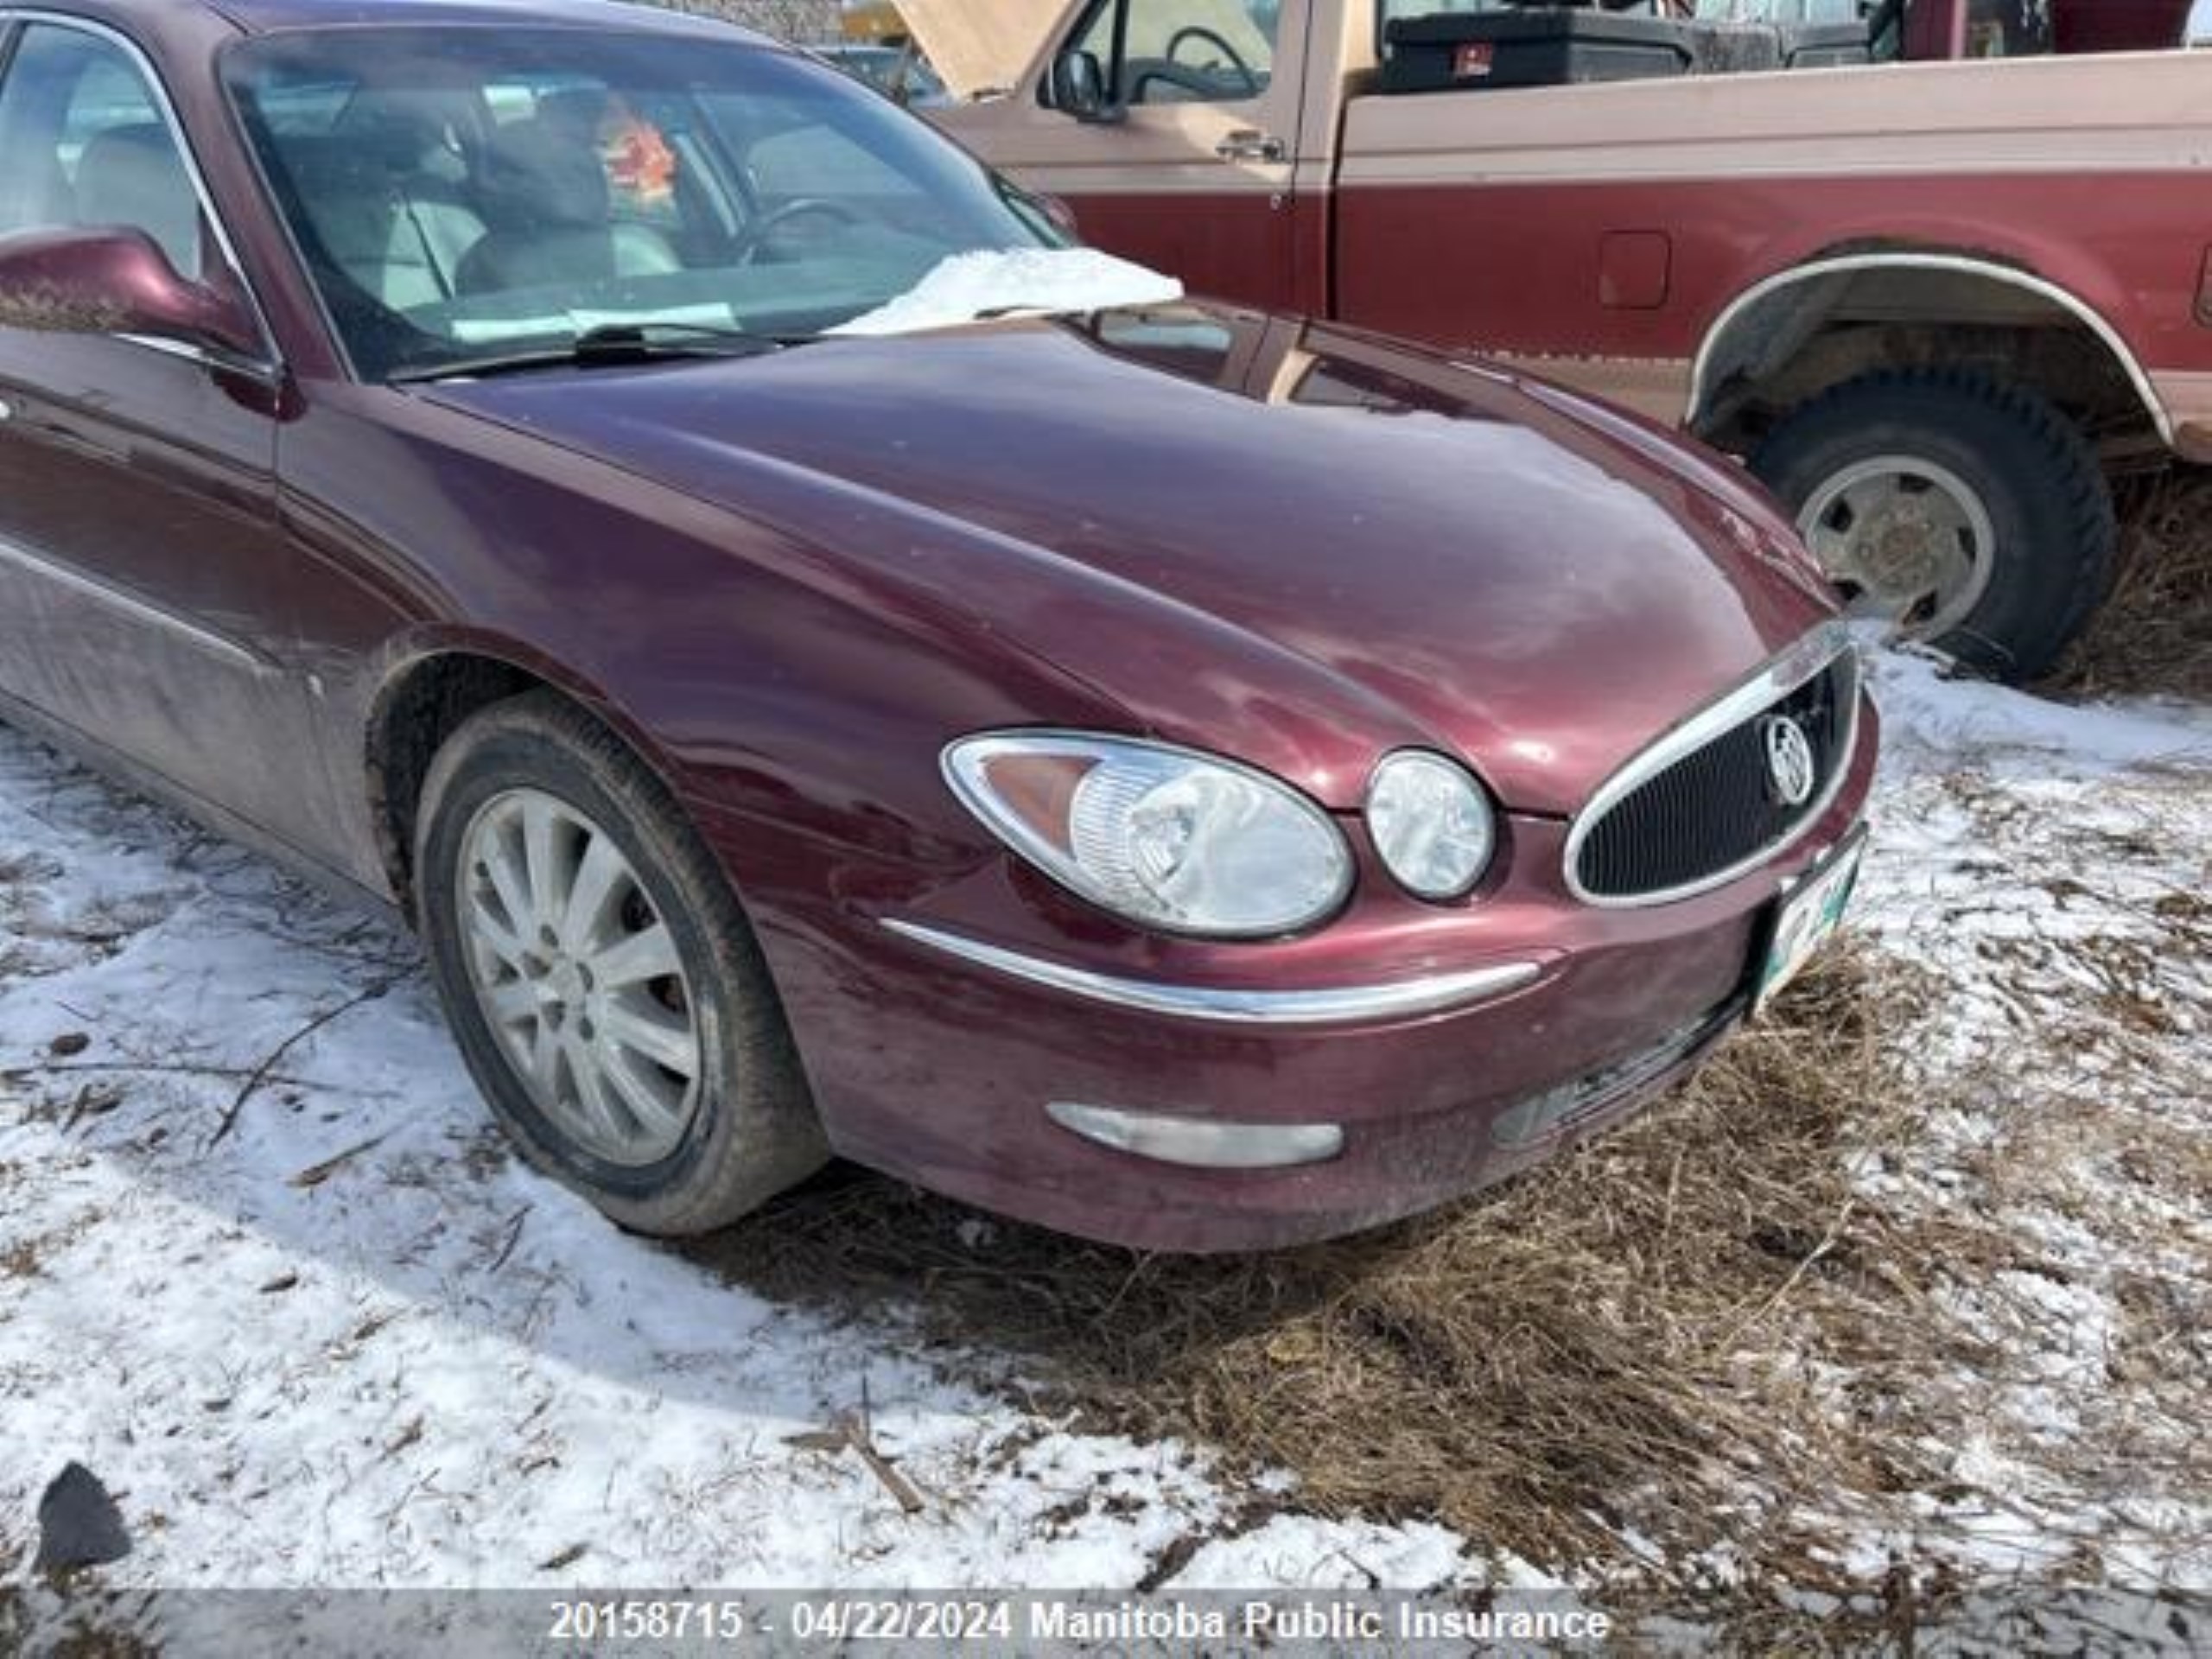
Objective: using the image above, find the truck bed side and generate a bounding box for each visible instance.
[1332,51,2212,438]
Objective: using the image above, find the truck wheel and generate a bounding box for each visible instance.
[1750,368,2114,682]
[415,690,829,1236]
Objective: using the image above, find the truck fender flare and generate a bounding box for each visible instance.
[1686,251,2171,446]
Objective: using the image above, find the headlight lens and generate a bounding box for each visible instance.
[1366,750,1497,899]
[943,733,1353,938]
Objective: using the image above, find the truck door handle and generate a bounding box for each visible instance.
[1215,130,1287,162]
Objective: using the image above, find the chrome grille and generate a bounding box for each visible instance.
[1567,628,1859,906]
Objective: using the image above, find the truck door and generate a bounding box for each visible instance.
[932,0,1313,312]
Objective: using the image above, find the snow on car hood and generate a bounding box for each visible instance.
[827,249,1183,337]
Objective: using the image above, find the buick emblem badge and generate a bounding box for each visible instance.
[1760,715,1817,808]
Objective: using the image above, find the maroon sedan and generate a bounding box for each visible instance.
[0,0,1872,1250]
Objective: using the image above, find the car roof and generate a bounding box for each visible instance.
[192,0,763,43]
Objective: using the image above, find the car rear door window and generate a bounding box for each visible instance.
[0,24,206,280]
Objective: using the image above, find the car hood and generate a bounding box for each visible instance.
[420,307,1834,817]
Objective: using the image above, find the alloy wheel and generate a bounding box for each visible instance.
[456,787,702,1166]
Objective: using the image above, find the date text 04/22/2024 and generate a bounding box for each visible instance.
[542,1596,1617,1644]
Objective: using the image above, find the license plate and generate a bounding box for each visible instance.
[1754,829,1865,1014]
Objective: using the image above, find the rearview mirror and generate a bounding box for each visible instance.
[1051,49,1122,124]
[0,226,260,361]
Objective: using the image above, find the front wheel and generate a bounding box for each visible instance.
[415,691,828,1236]
[1751,368,2115,683]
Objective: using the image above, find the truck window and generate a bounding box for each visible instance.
[1071,0,1279,105]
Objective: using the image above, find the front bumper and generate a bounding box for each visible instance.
[726,708,1877,1254]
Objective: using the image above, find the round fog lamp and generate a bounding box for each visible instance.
[1367,750,1496,899]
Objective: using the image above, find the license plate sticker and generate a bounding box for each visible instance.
[1755,830,1865,1014]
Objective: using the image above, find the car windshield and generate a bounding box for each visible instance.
[224,27,1059,381]
[819,45,951,105]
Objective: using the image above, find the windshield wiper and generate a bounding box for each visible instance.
[390,321,791,385]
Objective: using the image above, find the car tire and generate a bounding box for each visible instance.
[414,690,828,1236]
[1751,367,2114,683]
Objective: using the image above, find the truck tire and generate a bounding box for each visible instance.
[1750,368,2114,683]
[415,690,829,1236]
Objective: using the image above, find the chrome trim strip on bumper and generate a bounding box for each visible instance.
[1562,621,1862,910]
[881,917,1542,1026]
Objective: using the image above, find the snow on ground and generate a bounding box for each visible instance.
[1,644,2208,1615]
[0,731,1457,1592]
[1842,648,2212,1590]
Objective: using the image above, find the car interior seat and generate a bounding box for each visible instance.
[283,109,488,315]
[454,103,683,296]
[73,124,203,280]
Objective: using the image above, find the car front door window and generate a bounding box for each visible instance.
[0,23,208,281]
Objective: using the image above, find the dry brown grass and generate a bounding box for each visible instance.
[2049,467,2212,703]
[694,949,2012,1605]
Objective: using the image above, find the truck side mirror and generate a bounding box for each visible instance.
[1052,49,1122,124]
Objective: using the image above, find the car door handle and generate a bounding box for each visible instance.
[1215,130,1287,162]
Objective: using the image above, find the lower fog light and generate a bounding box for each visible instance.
[1046,1101,1344,1169]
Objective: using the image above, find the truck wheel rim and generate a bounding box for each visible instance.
[1796,455,1996,640]
[457,788,702,1167]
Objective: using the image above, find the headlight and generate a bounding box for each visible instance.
[943,732,1353,938]
[1366,750,1497,899]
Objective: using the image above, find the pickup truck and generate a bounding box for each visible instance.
[913,0,2212,679]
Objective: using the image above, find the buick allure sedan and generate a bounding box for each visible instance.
[0,0,1873,1250]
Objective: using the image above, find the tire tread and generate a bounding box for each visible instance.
[414,690,828,1236]
[1751,365,2114,681]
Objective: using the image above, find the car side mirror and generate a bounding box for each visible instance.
[0,226,261,362]
[1052,49,1122,124]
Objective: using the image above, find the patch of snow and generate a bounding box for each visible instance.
[827,248,1181,337]
[1866,644,2212,778]
[1841,644,2212,1594]
[0,725,1442,1592]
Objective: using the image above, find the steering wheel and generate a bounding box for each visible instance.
[732,197,867,266]
[1163,24,1260,99]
